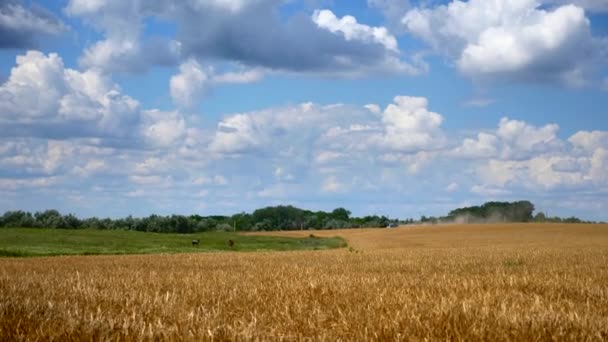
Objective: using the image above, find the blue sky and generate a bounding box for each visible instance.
[1,0,607,220]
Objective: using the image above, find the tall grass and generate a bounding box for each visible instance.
[1,223,607,340]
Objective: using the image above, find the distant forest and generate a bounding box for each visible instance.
[0,201,600,233]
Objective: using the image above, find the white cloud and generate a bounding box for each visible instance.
[141,110,186,148]
[2,51,607,220]
[313,9,399,52]
[0,51,188,149]
[170,59,210,108]
[0,51,139,136]
[364,104,381,114]
[209,113,268,155]
[589,148,608,184]
[170,59,264,108]
[375,96,445,152]
[0,138,121,183]
[469,126,608,194]
[209,96,446,159]
[496,118,561,159]
[452,117,561,160]
[453,132,499,159]
[402,0,607,86]
[475,155,594,191]
[569,131,608,152]
[66,0,180,73]
[0,51,66,120]
[79,37,181,73]
[210,103,342,155]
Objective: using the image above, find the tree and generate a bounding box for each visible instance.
[331,208,351,221]
[534,212,547,222]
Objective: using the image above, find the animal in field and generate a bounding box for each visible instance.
[228,239,234,248]
[192,239,199,246]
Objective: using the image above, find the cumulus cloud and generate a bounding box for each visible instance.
[0,51,187,149]
[170,59,264,108]
[495,118,562,159]
[0,1,66,49]
[79,36,181,74]
[0,138,122,185]
[375,96,445,152]
[444,115,608,201]
[65,0,421,76]
[0,51,138,140]
[452,117,562,160]
[465,125,608,195]
[402,0,608,86]
[2,50,607,219]
[209,96,446,157]
[312,9,399,52]
[170,59,210,108]
[141,110,186,148]
[569,131,608,152]
[475,155,594,191]
[65,0,180,73]
[365,104,381,114]
[205,97,450,196]
[453,133,499,159]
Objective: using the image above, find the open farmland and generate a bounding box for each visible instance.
[1,223,608,340]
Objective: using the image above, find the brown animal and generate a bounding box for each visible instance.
[228,239,234,248]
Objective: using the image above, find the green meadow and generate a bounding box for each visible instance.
[0,228,346,257]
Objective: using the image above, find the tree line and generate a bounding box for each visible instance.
[419,201,599,224]
[0,201,598,233]
[0,207,396,233]
[446,201,536,223]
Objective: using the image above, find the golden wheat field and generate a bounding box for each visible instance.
[1,223,608,341]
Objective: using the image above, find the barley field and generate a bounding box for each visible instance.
[1,223,607,340]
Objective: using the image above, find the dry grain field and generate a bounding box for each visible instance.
[1,223,608,340]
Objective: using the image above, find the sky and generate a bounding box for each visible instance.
[0,0,607,220]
